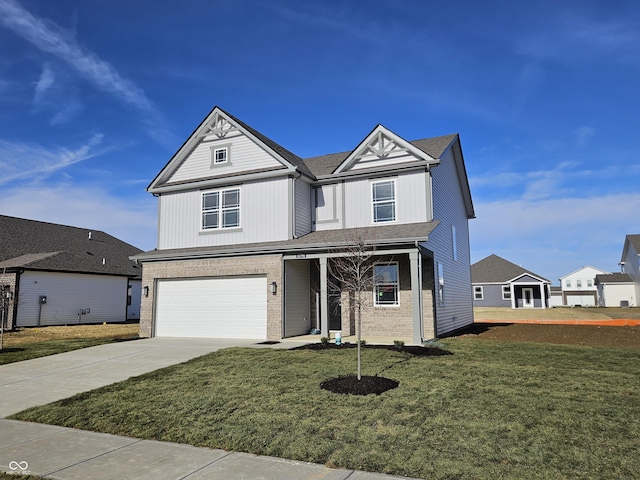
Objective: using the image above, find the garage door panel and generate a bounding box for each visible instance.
[155,276,267,339]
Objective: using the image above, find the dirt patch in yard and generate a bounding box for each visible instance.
[455,323,640,348]
[2,323,139,347]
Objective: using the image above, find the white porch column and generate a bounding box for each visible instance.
[320,257,328,337]
[510,283,516,309]
[409,251,422,344]
[540,283,546,308]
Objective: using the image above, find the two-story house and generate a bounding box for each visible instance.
[133,107,475,343]
[558,266,609,306]
[618,234,640,304]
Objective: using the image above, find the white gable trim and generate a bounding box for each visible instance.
[333,125,439,174]
[507,272,550,284]
[148,107,298,192]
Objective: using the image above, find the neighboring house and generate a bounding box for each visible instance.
[0,215,143,329]
[471,254,551,308]
[549,286,563,307]
[133,107,475,343]
[595,273,636,307]
[619,234,640,303]
[558,266,609,306]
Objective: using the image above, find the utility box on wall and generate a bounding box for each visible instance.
[39,296,47,304]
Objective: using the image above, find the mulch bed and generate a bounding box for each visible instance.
[320,375,399,395]
[292,342,452,356]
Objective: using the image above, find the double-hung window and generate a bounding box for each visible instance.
[502,285,511,300]
[372,180,396,223]
[474,286,483,300]
[202,188,240,230]
[374,263,399,306]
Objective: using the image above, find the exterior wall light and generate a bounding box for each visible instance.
[270,282,277,295]
[143,286,149,297]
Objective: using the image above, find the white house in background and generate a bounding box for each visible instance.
[595,273,636,307]
[133,106,476,343]
[619,234,640,303]
[559,266,609,306]
[0,215,143,329]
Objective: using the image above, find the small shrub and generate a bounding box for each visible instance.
[393,340,405,351]
[320,336,329,345]
[359,340,367,346]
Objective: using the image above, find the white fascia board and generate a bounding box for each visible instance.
[333,125,439,175]
[313,161,436,184]
[559,265,610,279]
[148,107,300,191]
[148,168,295,194]
[507,272,550,284]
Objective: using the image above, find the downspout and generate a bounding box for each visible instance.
[12,269,22,331]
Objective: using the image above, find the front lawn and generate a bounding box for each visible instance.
[11,338,640,479]
[0,323,139,365]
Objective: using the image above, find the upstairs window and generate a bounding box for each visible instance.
[565,280,571,288]
[374,263,399,306]
[210,144,231,167]
[372,180,396,223]
[587,279,593,287]
[202,188,240,230]
[576,280,582,288]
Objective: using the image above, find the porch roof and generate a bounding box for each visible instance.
[132,221,439,262]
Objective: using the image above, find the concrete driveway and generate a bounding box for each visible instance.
[0,337,282,418]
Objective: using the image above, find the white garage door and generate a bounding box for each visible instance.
[566,294,595,307]
[155,276,267,339]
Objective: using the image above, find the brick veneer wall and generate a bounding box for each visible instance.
[139,254,283,340]
[0,272,17,330]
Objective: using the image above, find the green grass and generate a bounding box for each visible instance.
[11,339,640,479]
[0,338,132,365]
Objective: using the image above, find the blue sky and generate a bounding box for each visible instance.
[0,0,638,284]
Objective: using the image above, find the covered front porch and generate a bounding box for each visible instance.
[508,274,550,309]
[283,246,435,344]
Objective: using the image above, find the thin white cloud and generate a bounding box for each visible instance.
[574,126,595,148]
[516,10,640,66]
[0,134,104,185]
[0,0,175,145]
[33,62,55,104]
[0,184,157,251]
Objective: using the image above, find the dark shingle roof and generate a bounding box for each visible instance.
[471,254,549,283]
[0,215,142,277]
[302,134,458,177]
[223,109,315,179]
[626,234,640,254]
[595,273,634,284]
[134,221,439,262]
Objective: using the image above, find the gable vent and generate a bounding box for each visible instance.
[102,258,106,265]
[88,232,92,240]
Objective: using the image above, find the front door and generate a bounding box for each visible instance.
[523,288,534,308]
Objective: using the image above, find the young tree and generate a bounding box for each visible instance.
[327,231,392,380]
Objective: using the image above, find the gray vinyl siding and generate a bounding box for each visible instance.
[294,179,312,237]
[313,172,430,232]
[16,271,127,327]
[473,284,510,307]
[423,147,473,336]
[284,260,311,336]
[167,132,283,184]
[158,176,290,249]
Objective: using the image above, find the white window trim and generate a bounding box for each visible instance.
[502,285,511,300]
[452,225,458,261]
[474,286,483,300]
[201,187,241,231]
[437,262,445,305]
[371,178,397,224]
[373,261,400,307]
[210,143,232,168]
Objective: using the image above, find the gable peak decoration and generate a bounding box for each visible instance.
[197,110,239,139]
[334,125,439,174]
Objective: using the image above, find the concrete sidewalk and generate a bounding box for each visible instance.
[0,419,417,480]
[0,338,421,480]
